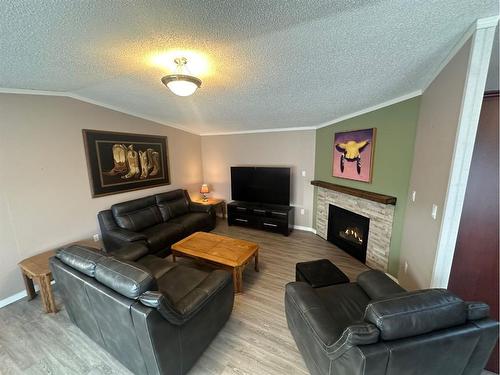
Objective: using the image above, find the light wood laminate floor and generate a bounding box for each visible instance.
[2,221,487,375]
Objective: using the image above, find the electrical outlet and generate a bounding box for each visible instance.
[411,191,416,202]
[300,208,305,215]
[404,261,408,273]
[431,204,438,220]
[301,170,306,177]
[93,234,100,242]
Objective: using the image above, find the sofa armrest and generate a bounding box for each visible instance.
[285,282,379,360]
[189,202,213,214]
[109,241,149,261]
[357,270,405,299]
[139,270,232,325]
[107,228,147,243]
[465,301,490,321]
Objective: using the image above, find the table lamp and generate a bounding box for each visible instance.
[200,184,209,202]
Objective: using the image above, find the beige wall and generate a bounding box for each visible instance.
[0,94,203,300]
[398,38,472,290]
[201,130,316,228]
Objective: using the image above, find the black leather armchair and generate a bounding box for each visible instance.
[98,189,216,257]
[51,244,234,375]
[285,270,499,375]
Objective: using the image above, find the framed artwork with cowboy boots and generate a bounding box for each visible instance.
[332,128,376,183]
[82,129,170,197]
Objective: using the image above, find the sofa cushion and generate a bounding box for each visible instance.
[357,270,405,299]
[136,255,178,279]
[155,190,189,220]
[169,212,212,232]
[314,283,371,337]
[111,196,162,232]
[56,245,104,277]
[156,264,210,304]
[95,257,156,299]
[364,289,467,340]
[140,222,186,253]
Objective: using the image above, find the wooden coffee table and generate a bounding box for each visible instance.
[171,232,259,293]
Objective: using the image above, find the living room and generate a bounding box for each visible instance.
[0,1,499,374]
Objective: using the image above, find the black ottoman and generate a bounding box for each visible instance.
[295,259,350,288]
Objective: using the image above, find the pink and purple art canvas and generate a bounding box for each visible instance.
[332,128,376,183]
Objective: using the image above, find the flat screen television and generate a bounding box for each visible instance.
[231,166,291,206]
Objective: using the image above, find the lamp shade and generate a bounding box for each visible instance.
[200,184,209,194]
[163,76,201,96]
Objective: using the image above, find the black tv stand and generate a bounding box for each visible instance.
[227,201,294,236]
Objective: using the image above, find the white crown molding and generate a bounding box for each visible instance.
[66,93,199,135]
[0,87,68,96]
[476,15,500,29]
[1,86,422,137]
[202,90,423,136]
[0,87,199,136]
[313,90,423,130]
[423,16,499,91]
[200,125,317,136]
[0,87,423,137]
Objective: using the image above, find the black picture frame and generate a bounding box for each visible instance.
[82,129,170,197]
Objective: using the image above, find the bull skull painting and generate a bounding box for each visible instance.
[332,128,376,183]
[335,140,369,175]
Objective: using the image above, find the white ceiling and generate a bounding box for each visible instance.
[0,1,498,134]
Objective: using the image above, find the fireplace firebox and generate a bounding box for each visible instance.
[327,204,370,263]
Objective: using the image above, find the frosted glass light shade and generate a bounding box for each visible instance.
[161,74,201,97]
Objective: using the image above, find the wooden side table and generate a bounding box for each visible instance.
[18,239,101,314]
[18,250,58,313]
[193,197,226,218]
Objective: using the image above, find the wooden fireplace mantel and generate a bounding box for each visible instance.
[311,180,397,205]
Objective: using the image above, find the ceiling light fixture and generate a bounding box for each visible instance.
[161,57,202,97]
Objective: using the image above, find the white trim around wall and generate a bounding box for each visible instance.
[0,88,199,136]
[0,290,30,309]
[201,90,423,136]
[293,225,317,234]
[0,280,55,309]
[430,21,498,288]
[0,87,422,137]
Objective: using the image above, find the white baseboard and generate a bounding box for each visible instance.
[0,289,29,309]
[294,225,316,234]
[0,280,55,309]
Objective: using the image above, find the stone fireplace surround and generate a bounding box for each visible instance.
[313,181,396,271]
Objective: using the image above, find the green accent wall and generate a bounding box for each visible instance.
[314,97,421,275]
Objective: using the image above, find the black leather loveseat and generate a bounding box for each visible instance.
[98,189,216,257]
[285,269,499,375]
[50,243,234,375]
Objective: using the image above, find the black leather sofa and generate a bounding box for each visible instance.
[98,189,216,257]
[285,270,499,375]
[50,243,234,375]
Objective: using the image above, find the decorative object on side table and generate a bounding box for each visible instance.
[18,239,101,313]
[332,128,376,183]
[200,183,209,202]
[83,129,170,197]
